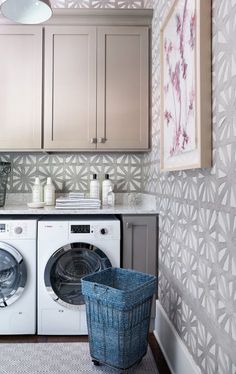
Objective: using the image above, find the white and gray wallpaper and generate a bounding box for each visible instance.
[51,0,144,8]
[0,153,143,193]
[143,0,236,373]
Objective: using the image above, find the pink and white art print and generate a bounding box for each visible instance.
[160,0,212,171]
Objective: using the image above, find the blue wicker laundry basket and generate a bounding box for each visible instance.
[81,267,156,371]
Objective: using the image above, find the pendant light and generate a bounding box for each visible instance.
[0,0,52,24]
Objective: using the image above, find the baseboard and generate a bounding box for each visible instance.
[154,301,201,374]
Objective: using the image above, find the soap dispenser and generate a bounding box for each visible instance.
[107,186,115,207]
[102,174,113,206]
[90,174,100,199]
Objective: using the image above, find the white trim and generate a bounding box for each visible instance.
[154,300,201,374]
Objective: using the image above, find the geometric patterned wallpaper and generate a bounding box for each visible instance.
[0,153,143,193]
[51,0,144,7]
[143,0,236,373]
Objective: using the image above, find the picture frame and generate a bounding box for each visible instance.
[160,0,212,172]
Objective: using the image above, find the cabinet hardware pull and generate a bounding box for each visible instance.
[90,138,97,144]
[98,137,105,143]
[126,222,132,229]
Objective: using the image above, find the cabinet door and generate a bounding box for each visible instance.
[97,27,149,150]
[122,215,157,276]
[0,26,42,150]
[122,215,158,324]
[44,26,97,150]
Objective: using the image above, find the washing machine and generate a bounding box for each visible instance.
[0,219,37,334]
[37,216,120,335]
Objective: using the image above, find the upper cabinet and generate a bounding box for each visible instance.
[0,10,152,151]
[0,26,42,150]
[44,26,97,150]
[97,27,149,150]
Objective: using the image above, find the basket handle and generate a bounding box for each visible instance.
[93,283,109,296]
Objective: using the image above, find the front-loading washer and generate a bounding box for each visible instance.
[37,216,120,335]
[0,219,37,334]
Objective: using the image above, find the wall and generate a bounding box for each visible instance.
[0,0,145,194]
[144,0,236,373]
[2,1,236,372]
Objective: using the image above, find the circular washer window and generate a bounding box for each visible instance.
[0,243,27,308]
[44,242,111,309]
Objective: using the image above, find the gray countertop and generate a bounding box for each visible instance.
[0,193,159,215]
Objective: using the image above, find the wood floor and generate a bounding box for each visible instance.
[0,333,171,374]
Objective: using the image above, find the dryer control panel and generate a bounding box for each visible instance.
[71,225,90,234]
[69,220,120,241]
[70,224,108,235]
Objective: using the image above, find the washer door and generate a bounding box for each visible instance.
[0,242,27,308]
[44,242,111,309]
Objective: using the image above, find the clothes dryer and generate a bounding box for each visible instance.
[37,217,120,335]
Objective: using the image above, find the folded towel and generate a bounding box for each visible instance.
[56,206,101,209]
[56,198,100,204]
[68,192,85,199]
[56,204,100,209]
[56,204,100,208]
[56,196,101,209]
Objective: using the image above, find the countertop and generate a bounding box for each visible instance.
[0,193,159,215]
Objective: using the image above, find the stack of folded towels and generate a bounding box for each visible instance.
[55,192,101,209]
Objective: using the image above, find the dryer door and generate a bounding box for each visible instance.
[0,242,27,308]
[44,242,111,310]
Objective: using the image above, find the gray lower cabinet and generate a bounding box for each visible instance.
[122,215,158,328]
[122,215,157,274]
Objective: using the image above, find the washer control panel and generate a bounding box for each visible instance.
[0,220,36,240]
[14,226,23,235]
[0,222,26,237]
[0,223,6,233]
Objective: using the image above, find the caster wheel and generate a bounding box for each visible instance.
[92,360,100,366]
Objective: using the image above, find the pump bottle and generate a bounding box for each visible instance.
[90,174,100,199]
[102,174,113,206]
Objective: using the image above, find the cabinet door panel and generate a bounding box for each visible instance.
[0,26,42,150]
[44,26,96,150]
[122,215,158,323]
[122,215,157,276]
[97,27,149,150]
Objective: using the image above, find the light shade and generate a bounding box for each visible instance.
[0,0,52,24]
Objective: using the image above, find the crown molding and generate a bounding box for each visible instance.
[0,8,153,26]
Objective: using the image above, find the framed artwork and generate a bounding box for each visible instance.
[160,0,212,172]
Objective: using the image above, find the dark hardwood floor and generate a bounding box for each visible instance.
[0,333,171,374]
[148,333,171,374]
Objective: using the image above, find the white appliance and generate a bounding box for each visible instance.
[0,219,37,334]
[37,217,120,335]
